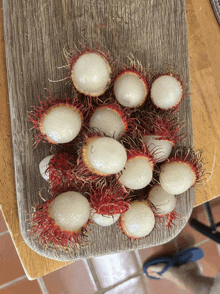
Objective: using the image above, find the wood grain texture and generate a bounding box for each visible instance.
[186,0,220,206]
[1,0,220,282]
[2,0,194,262]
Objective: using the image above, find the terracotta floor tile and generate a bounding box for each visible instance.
[144,273,194,294]
[105,275,148,294]
[176,222,209,248]
[0,210,7,233]
[43,260,97,294]
[0,234,25,285]
[198,240,220,278]
[91,252,139,288]
[0,278,41,294]
[139,239,178,263]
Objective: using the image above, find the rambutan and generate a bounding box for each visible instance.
[75,130,127,188]
[89,184,130,227]
[39,154,54,181]
[147,184,181,227]
[113,68,148,108]
[64,43,115,97]
[119,200,155,239]
[159,147,205,195]
[88,102,142,140]
[150,73,183,110]
[118,135,155,190]
[143,111,185,162]
[29,191,91,251]
[28,94,83,146]
[47,151,76,193]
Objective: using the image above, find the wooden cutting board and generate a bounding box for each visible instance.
[3,0,194,261]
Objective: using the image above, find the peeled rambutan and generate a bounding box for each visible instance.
[64,43,115,97]
[28,94,83,146]
[148,184,177,216]
[150,73,183,110]
[75,130,127,188]
[159,147,205,195]
[29,191,91,251]
[88,102,142,140]
[118,135,155,190]
[39,154,54,181]
[113,68,148,108]
[119,200,155,239]
[147,184,181,227]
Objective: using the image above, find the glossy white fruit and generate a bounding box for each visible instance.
[144,135,173,163]
[85,137,127,175]
[151,75,182,110]
[49,191,90,232]
[121,201,155,238]
[89,107,125,139]
[39,154,54,181]
[148,184,176,215]
[42,105,82,144]
[71,52,111,96]
[114,72,147,107]
[160,162,195,194]
[119,156,153,190]
[91,211,120,226]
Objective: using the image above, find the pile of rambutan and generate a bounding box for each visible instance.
[28,43,205,253]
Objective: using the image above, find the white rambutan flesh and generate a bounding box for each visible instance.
[121,201,155,238]
[39,154,54,181]
[84,137,127,175]
[148,184,177,215]
[49,191,90,231]
[71,52,111,96]
[91,211,120,227]
[144,135,173,163]
[151,75,182,110]
[119,157,153,190]
[41,105,82,144]
[160,162,196,194]
[114,72,147,107]
[89,107,125,139]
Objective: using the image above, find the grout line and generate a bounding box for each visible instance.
[216,243,220,257]
[83,259,99,292]
[0,275,27,290]
[194,238,210,248]
[92,273,144,294]
[0,230,9,238]
[87,252,150,294]
[85,259,103,291]
[37,277,49,294]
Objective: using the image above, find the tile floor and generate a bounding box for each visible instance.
[0,196,220,294]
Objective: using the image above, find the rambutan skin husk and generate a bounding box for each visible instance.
[89,184,130,216]
[141,110,186,146]
[47,151,77,194]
